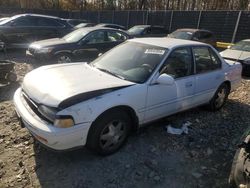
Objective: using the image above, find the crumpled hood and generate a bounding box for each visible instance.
[220,49,250,61]
[22,63,134,108]
[30,38,69,48]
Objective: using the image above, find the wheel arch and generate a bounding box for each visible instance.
[89,105,139,133]
[223,80,231,93]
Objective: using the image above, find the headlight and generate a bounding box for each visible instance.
[243,58,250,65]
[36,47,53,54]
[38,105,58,122]
[54,116,74,128]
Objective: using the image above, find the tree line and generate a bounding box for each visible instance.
[0,0,249,10]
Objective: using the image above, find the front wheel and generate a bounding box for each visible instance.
[87,110,131,155]
[208,83,229,111]
[56,53,72,64]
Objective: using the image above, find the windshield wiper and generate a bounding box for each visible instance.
[96,67,125,80]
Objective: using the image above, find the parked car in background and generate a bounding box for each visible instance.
[0,14,73,48]
[74,23,96,29]
[128,25,167,38]
[65,18,88,27]
[168,28,216,47]
[26,27,130,64]
[15,38,242,155]
[96,23,126,30]
[220,39,250,76]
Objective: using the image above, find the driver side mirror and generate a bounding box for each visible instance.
[156,74,174,85]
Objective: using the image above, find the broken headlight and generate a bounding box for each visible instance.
[38,105,58,122]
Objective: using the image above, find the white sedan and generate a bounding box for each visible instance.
[14,38,242,155]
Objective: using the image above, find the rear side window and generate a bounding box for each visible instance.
[36,17,64,27]
[199,31,213,39]
[107,31,127,42]
[193,47,221,74]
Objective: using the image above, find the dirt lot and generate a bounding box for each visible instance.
[0,50,250,188]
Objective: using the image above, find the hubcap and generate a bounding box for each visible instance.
[100,120,126,150]
[58,55,71,63]
[215,88,226,108]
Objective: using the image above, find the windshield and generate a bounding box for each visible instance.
[90,41,168,83]
[168,31,193,40]
[0,15,21,25]
[128,26,146,35]
[231,41,250,52]
[63,29,88,42]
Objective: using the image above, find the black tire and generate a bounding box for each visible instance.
[55,53,72,64]
[207,83,229,111]
[87,110,132,155]
[6,72,17,82]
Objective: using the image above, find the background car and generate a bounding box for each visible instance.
[65,18,88,27]
[15,38,242,155]
[220,39,250,76]
[95,23,126,30]
[168,28,216,47]
[0,14,73,48]
[26,27,130,63]
[74,23,96,29]
[128,25,168,38]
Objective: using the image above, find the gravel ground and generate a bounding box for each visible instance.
[0,50,250,188]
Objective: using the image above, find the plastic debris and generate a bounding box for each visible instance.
[166,121,192,135]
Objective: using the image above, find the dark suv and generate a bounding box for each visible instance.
[0,14,73,48]
[128,25,168,38]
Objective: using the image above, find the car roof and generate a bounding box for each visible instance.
[242,39,250,42]
[76,26,129,34]
[15,14,61,20]
[129,37,208,49]
[174,28,212,33]
[130,25,165,28]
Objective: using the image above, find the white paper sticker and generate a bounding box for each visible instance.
[145,49,165,55]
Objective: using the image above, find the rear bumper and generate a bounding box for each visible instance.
[14,88,92,150]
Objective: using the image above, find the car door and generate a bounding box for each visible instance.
[192,46,224,105]
[73,30,107,62]
[145,47,195,121]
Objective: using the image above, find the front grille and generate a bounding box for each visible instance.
[21,91,53,123]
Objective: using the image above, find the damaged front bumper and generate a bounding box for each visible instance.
[13,88,91,151]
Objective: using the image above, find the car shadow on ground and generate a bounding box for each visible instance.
[31,98,250,188]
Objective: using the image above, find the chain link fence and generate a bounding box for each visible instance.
[0,8,250,43]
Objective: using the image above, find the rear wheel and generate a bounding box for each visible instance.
[208,83,229,111]
[87,110,131,155]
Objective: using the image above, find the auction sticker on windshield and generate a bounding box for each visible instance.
[145,49,165,55]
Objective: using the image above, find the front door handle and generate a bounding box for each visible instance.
[185,82,193,88]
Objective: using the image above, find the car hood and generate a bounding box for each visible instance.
[30,38,69,48]
[22,63,134,108]
[220,49,250,61]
